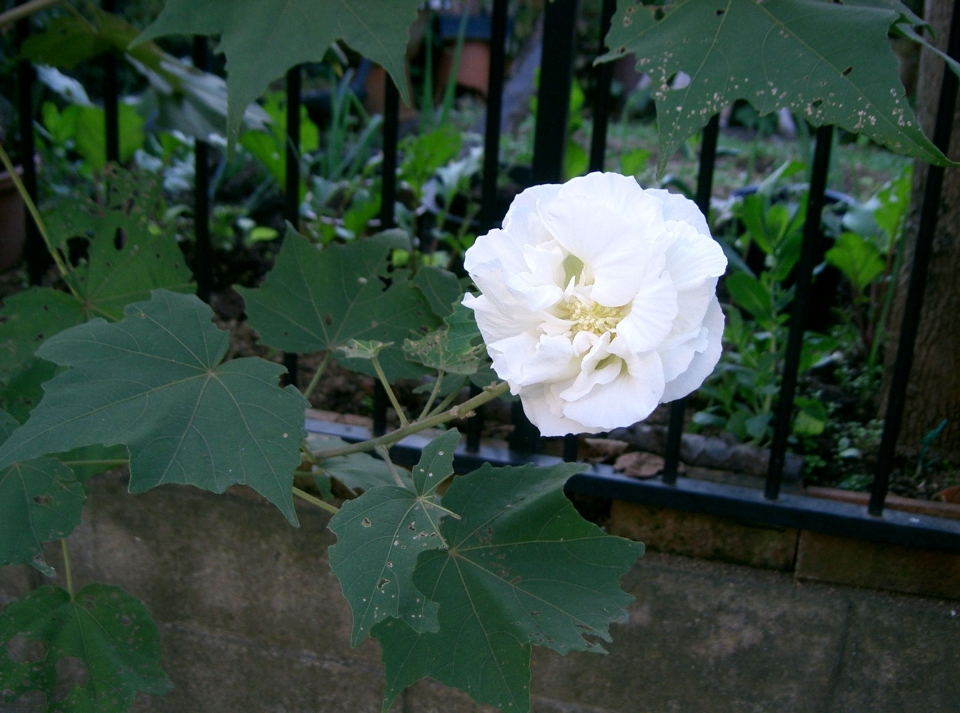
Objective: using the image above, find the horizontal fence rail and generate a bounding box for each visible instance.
[9,0,959,551]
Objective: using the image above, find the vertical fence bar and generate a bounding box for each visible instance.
[871,0,960,517]
[282,65,302,388]
[467,0,510,454]
[531,0,578,185]
[514,0,578,454]
[192,36,212,303]
[373,79,400,437]
[588,0,616,173]
[14,0,44,284]
[102,0,119,163]
[765,124,834,500]
[662,114,721,484]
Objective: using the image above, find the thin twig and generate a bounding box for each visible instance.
[375,445,408,488]
[0,141,76,291]
[0,0,63,29]
[302,352,331,401]
[418,370,445,421]
[371,355,410,428]
[314,381,510,461]
[60,539,74,597]
[426,386,460,419]
[292,485,339,515]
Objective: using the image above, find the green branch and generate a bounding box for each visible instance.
[314,380,510,461]
[292,485,339,515]
[0,0,64,29]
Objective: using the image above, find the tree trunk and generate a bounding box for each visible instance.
[882,0,960,456]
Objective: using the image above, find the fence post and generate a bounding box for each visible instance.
[14,0,44,284]
[282,65,302,388]
[102,0,120,163]
[871,0,960,516]
[662,113,721,484]
[765,124,834,500]
[588,0,616,173]
[373,79,401,437]
[192,36,212,303]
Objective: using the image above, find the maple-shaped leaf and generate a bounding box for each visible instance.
[0,290,308,525]
[373,461,644,712]
[0,410,85,575]
[605,0,952,174]
[403,303,485,375]
[328,429,461,645]
[0,170,193,422]
[237,227,440,382]
[137,0,419,142]
[0,584,172,712]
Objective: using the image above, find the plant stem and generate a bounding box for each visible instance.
[59,459,129,469]
[427,386,461,419]
[418,370,445,421]
[302,352,331,401]
[0,141,76,291]
[292,485,340,515]
[315,380,510,461]
[371,355,410,428]
[0,0,62,29]
[375,445,407,488]
[60,539,74,598]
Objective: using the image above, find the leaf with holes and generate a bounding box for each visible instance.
[0,584,172,712]
[50,168,194,321]
[0,290,308,525]
[403,303,485,376]
[136,0,419,143]
[372,461,643,712]
[328,430,461,645]
[0,171,193,422]
[237,227,440,381]
[605,0,952,174]
[0,409,85,574]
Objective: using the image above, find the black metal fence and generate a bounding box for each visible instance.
[11,0,960,553]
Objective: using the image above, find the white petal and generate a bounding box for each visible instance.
[463,290,541,346]
[538,173,667,306]
[561,351,665,431]
[519,383,603,436]
[660,297,725,402]
[645,188,710,236]
[489,333,579,388]
[614,268,679,353]
[502,183,563,234]
[663,222,727,291]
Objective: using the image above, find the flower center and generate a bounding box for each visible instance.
[557,297,626,336]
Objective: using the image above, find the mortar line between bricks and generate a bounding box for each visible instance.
[158,621,385,675]
[824,597,856,711]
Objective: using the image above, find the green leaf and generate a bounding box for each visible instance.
[793,398,829,437]
[0,290,308,525]
[606,0,952,174]
[0,584,172,711]
[411,266,462,318]
[237,227,441,381]
[619,147,650,177]
[50,169,195,321]
[825,232,886,292]
[725,272,774,323]
[306,433,407,491]
[72,104,144,171]
[400,126,463,195]
[137,0,419,143]
[0,409,86,573]
[328,431,461,646]
[403,303,485,376]
[0,171,195,421]
[373,462,643,712]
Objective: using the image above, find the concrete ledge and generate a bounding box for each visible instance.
[607,500,799,571]
[795,530,960,600]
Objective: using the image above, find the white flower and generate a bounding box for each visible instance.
[462,172,727,436]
